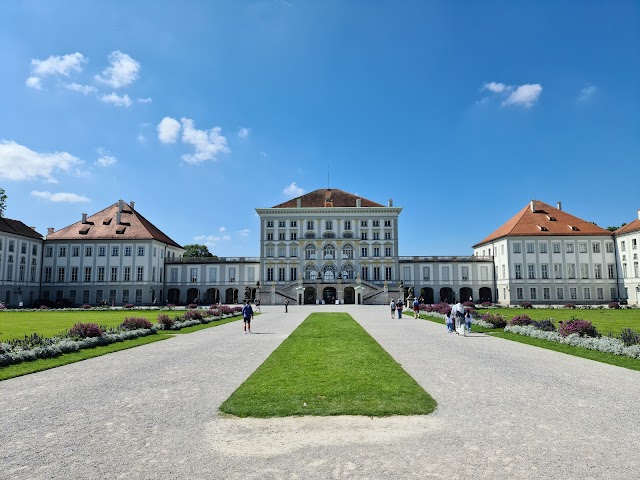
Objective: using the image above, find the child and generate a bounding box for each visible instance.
[465,310,472,332]
[445,312,453,332]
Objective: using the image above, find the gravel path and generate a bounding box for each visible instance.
[1,305,639,479]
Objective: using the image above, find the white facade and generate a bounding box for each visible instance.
[615,211,640,306]
[0,224,43,306]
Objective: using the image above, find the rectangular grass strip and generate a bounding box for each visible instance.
[220,312,436,417]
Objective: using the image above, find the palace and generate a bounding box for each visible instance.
[1,190,639,307]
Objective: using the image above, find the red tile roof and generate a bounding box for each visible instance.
[474,200,613,247]
[614,218,640,235]
[272,189,385,208]
[46,201,182,248]
[0,217,43,240]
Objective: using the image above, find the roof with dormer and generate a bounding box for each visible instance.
[272,188,385,208]
[614,218,640,235]
[0,217,43,240]
[473,200,613,248]
[46,201,182,248]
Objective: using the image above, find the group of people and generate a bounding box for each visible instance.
[389,298,405,318]
[445,302,473,335]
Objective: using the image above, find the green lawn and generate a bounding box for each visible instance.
[220,312,437,417]
[479,307,640,336]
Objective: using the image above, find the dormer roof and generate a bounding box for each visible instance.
[272,189,385,208]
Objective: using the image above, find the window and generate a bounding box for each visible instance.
[579,242,587,253]
[278,268,285,281]
[570,288,577,300]
[461,266,469,281]
[360,220,368,227]
[621,241,626,251]
[343,245,353,259]
[229,267,236,282]
[57,267,65,282]
[373,232,380,240]
[209,268,217,282]
[112,246,119,256]
[344,220,351,230]
[385,246,392,256]
[290,220,297,228]
[153,247,157,257]
[267,221,274,228]
[72,246,80,257]
[539,242,548,253]
[137,267,144,281]
[543,288,550,300]
[46,246,53,257]
[385,267,392,280]
[361,266,369,280]
[361,247,368,257]
[98,267,105,282]
[124,266,131,281]
[528,264,535,279]
[123,289,130,303]
[594,264,602,279]
[557,287,564,300]
[597,288,604,300]
[44,267,52,282]
[8,240,14,252]
[580,263,589,279]
[423,266,430,281]
[530,288,537,300]
[567,263,575,279]
[306,221,314,230]
[99,246,106,256]
[384,220,391,227]
[267,268,274,282]
[305,245,316,259]
[608,264,615,279]
[135,289,142,303]
[278,244,286,257]
[111,267,118,282]
[85,246,93,256]
[325,220,333,230]
[290,232,297,240]
[552,243,561,254]
[403,266,411,281]
[84,267,92,282]
[267,233,274,240]
[96,290,103,303]
[290,245,298,257]
[442,266,450,281]
[516,288,523,300]
[541,264,549,279]
[481,266,488,281]
[583,288,591,300]
[152,266,156,282]
[59,247,66,257]
[633,239,637,250]
[592,242,601,253]
[513,243,521,254]
[71,267,79,282]
[384,232,392,240]
[290,267,297,281]
[526,243,534,254]
[279,221,286,228]
[635,262,639,278]
[610,287,617,299]
[606,242,614,253]
[361,232,367,240]
[566,243,574,253]
[170,268,178,282]
[502,265,506,279]
[82,290,90,304]
[137,246,145,256]
[265,245,274,257]
[278,232,286,240]
[515,264,522,279]
[373,266,381,281]
[623,263,628,278]
[373,246,380,257]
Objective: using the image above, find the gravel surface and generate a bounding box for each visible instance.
[1,305,639,479]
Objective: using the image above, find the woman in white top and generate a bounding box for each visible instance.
[390,299,396,319]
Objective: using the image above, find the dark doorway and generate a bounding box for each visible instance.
[225,288,238,304]
[460,287,473,303]
[305,287,316,304]
[323,287,337,304]
[440,287,454,303]
[187,288,200,304]
[420,287,434,304]
[205,288,220,304]
[479,287,492,303]
[168,288,180,305]
[344,287,355,304]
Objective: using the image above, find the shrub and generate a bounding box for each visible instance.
[121,317,152,330]
[564,303,576,309]
[182,310,203,321]
[166,303,176,310]
[187,303,198,309]
[533,319,556,332]
[68,322,103,338]
[608,302,621,310]
[157,314,175,329]
[205,309,220,318]
[39,305,50,310]
[462,301,474,307]
[481,313,507,328]
[81,304,92,309]
[465,307,477,317]
[124,303,135,309]
[620,328,640,347]
[558,318,599,338]
[0,303,6,310]
[481,301,492,307]
[520,302,533,309]
[510,314,533,326]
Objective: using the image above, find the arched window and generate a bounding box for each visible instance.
[323,264,335,281]
[323,244,335,260]
[342,263,354,279]
[305,244,316,260]
[342,244,354,260]
[305,263,317,280]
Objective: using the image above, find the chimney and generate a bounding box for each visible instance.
[116,212,121,225]
[637,209,640,220]
[297,198,302,208]
[118,199,124,213]
[557,201,562,211]
[30,226,36,231]
[47,227,54,235]
[81,213,87,224]
[356,198,361,208]
[388,199,393,207]
[530,200,535,212]
[130,201,135,211]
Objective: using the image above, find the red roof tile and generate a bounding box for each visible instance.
[0,217,43,240]
[474,200,613,247]
[46,201,182,248]
[614,218,640,235]
[272,189,385,208]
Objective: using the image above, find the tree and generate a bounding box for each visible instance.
[0,187,6,217]
[182,244,215,258]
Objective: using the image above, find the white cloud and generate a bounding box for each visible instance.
[95,51,140,88]
[180,118,230,164]
[31,191,89,203]
[157,116,181,143]
[98,92,132,107]
[137,97,152,104]
[238,229,251,237]
[578,85,597,102]
[283,182,304,197]
[64,83,97,95]
[31,52,86,77]
[238,127,251,139]
[0,140,82,182]
[482,82,507,93]
[219,227,227,232]
[26,76,42,90]
[137,134,147,143]
[502,84,543,108]
[96,155,117,167]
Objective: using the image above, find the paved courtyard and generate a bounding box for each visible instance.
[1,305,639,479]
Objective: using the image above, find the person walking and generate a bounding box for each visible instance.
[285,298,289,313]
[465,309,472,333]
[242,300,253,334]
[255,298,261,313]
[413,297,420,318]
[445,312,453,332]
[390,299,396,319]
[396,298,403,319]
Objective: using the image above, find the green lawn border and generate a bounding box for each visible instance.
[220,312,437,418]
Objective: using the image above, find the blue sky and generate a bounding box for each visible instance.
[1,1,638,256]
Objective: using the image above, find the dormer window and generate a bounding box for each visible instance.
[545,215,556,221]
[537,225,548,231]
